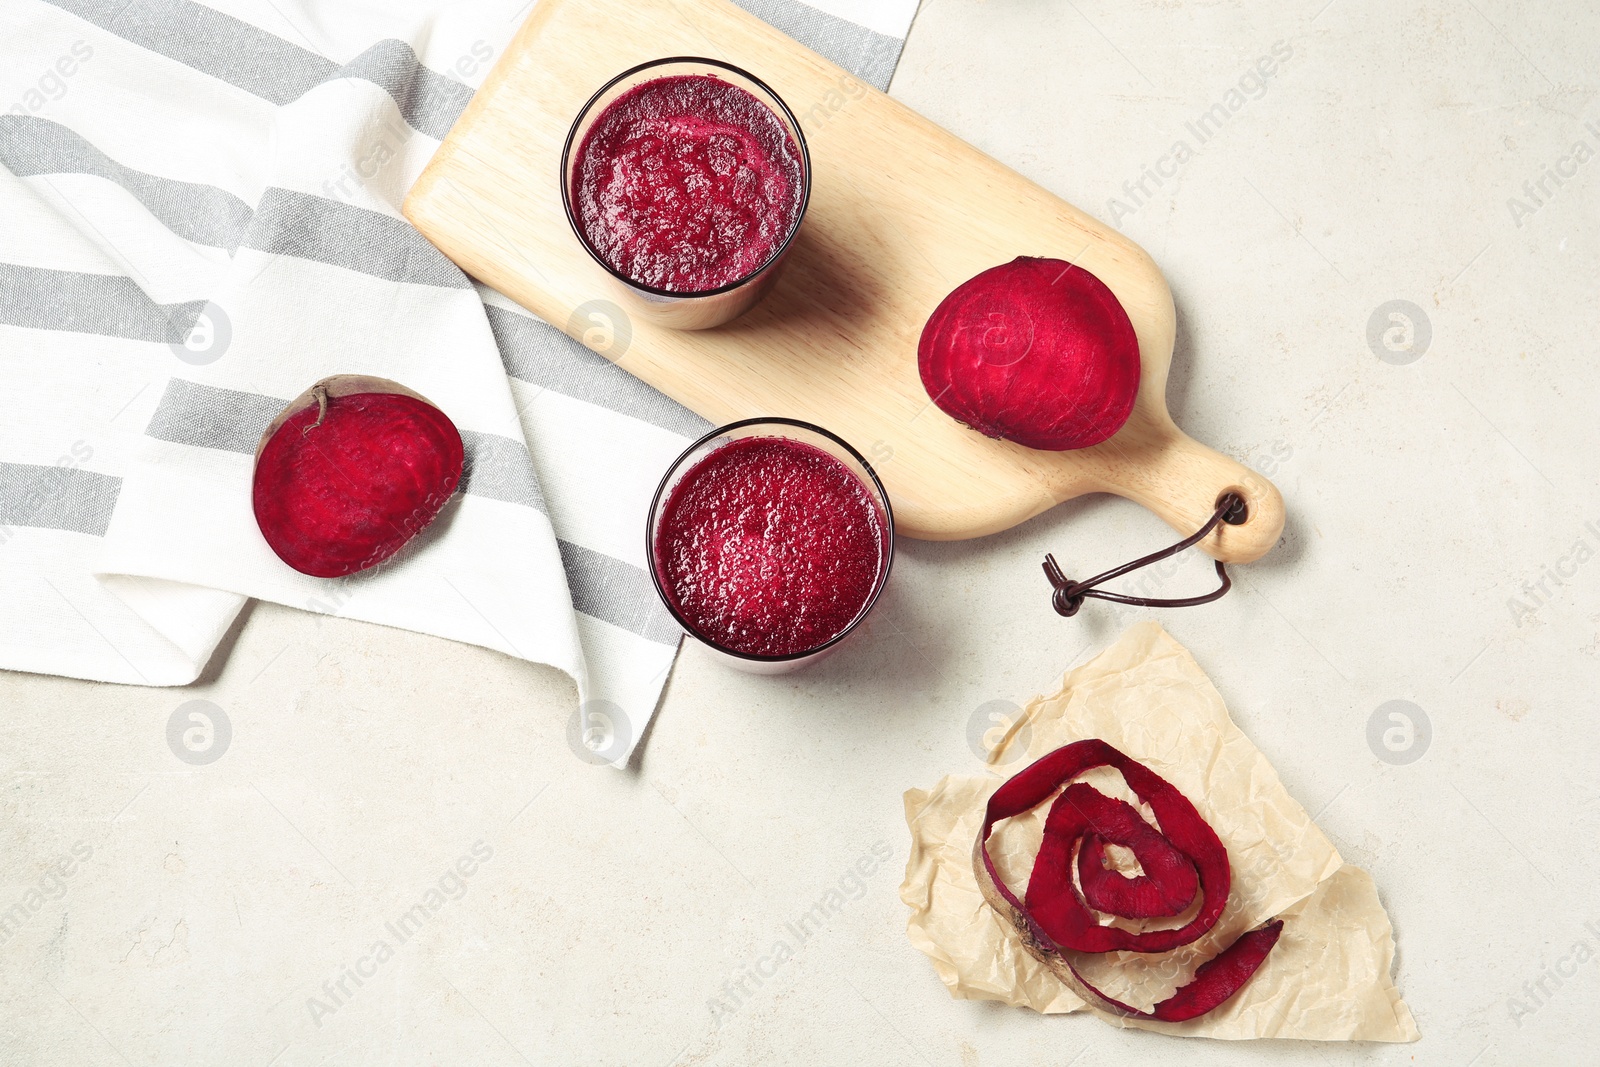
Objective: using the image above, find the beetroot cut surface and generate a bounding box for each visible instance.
[918,256,1141,451]
[975,739,1283,1022]
[252,376,465,579]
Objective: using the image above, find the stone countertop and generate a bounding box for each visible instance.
[4,1,1597,1064]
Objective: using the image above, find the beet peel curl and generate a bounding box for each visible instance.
[252,375,465,579]
[973,739,1283,1022]
[917,257,1141,451]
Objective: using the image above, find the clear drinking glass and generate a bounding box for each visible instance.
[561,57,811,331]
[647,418,894,674]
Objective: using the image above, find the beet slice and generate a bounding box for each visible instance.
[918,257,1140,451]
[972,739,1283,1022]
[252,375,464,578]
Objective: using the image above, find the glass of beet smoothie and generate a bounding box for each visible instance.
[648,418,894,673]
[562,57,811,330]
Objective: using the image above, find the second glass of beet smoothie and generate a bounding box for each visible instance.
[648,418,894,673]
[561,57,811,330]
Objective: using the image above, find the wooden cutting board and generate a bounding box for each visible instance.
[403,0,1284,562]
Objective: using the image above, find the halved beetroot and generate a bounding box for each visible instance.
[252,375,464,578]
[918,257,1141,450]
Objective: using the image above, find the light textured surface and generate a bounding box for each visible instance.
[4,1,1599,1064]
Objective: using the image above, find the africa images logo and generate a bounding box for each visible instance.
[1106,40,1294,226]
[306,841,494,1027]
[706,840,893,1027]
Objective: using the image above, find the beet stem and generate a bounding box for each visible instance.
[304,385,330,435]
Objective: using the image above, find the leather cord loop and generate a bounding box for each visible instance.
[1042,493,1246,617]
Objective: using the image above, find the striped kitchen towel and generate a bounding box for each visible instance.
[0,0,919,763]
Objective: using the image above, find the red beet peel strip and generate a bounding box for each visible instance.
[971,739,1284,1023]
[252,375,464,579]
[1068,786,1198,919]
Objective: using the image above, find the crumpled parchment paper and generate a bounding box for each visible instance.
[901,622,1419,1041]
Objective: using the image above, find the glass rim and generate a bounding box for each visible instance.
[646,416,896,663]
[559,56,814,301]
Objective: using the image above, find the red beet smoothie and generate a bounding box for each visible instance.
[654,437,887,657]
[572,73,805,294]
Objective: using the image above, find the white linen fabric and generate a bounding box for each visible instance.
[0,0,917,762]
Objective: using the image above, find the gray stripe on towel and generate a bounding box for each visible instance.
[240,189,470,288]
[2,122,464,291]
[557,539,683,646]
[143,379,283,454]
[0,116,254,250]
[0,462,122,537]
[43,0,472,138]
[459,429,546,512]
[729,0,906,89]
[0,118,468,285]
[0,263,204,343]
[484,305,711,439]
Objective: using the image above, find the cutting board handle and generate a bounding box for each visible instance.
[1091,427,1285,564]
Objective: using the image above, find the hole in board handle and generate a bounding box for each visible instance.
[1217,490,1249,526]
